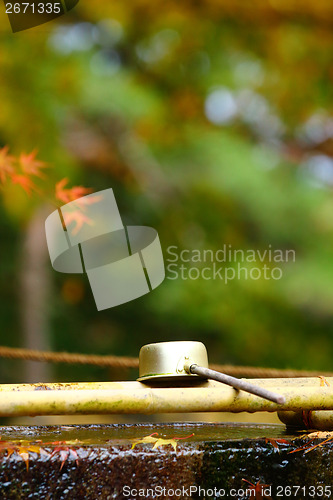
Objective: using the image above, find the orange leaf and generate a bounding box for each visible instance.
[242,479,272,499]
[11,174,37,195]
[18,149,48,178]
[319,376,330,387]
[16,449,30,471]
[289,431,333,454]
[55,178,92,204]
[0,439,49,471]
[49,440,81,470]
[265,438,291,450]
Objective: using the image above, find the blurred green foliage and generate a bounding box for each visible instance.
[1,0,333,382]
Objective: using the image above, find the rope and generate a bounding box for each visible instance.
[0,346,138,369]
[209,364,333,378]
[0,345,332,378]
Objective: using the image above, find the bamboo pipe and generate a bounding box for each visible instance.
[278,410,333,430]
[0,378,331,417]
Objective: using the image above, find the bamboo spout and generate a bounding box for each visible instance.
[0,378,331,417]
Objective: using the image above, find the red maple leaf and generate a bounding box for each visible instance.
[242,479,272,499]
[265,438,291,450]
[11,174,37,195]
[49,441,80,470]
[0,146,15,184]
[55,178,92,204]
[18,149,48,178]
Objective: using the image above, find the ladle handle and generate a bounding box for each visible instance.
[189,364,286,405]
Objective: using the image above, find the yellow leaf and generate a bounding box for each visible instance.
[131,432,194,451]
[0,439,49,471]
[131,432,159,449]
[152,438,178,451]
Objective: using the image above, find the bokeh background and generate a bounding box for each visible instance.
[1,0,333,423]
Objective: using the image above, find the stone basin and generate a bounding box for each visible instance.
[0,423,331,499]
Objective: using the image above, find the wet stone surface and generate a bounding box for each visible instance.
[0,423,330,499]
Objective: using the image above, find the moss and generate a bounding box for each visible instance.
[198,437,333,498]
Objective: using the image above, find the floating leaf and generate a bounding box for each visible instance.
[131,432,159,449]
[131,432,194,451]
[0,439,49,471]
[49,440,81,470]
[152,437,179,451]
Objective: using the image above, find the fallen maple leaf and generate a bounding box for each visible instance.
[131,433,194,451]
[14,445,49,471]
[0,146,15,184]
[307,431,333,439]
[152,438,179,452]
[319,376,330,387]
[0,439,49,471]
[242,479,272,499]
[131,433,159,449]
[265,438,291,451]
[18,149,48,178]
[289,431,333,454]
[49,440,81,470]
